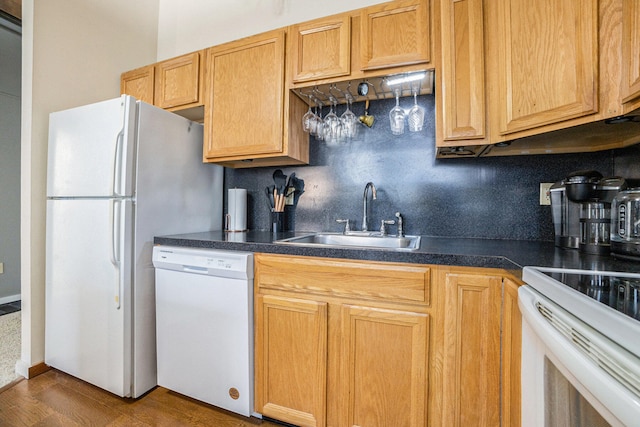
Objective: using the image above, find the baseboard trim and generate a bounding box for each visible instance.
[0,294,20,305]
[28,363,50,378]
[15,360,50,379]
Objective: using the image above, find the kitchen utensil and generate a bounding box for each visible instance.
[273,169,287,194]
[357,82,369,96]
[389,88,405,135]
[290,176,305,206]
[265,185,275,210]
[359,99,374,128]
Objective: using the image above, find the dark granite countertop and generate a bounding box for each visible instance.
[154,230,640,275]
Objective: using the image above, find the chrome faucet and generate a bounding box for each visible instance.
[362,182,377,231]
[395,212,404,237]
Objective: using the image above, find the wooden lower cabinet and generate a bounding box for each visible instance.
[434,267,522,427]
[338,305,429,426]
[438,269,502,426]
[255,294,328,426]
[254,253,430,427]
[502,278,522,427]
[254,254,521,427]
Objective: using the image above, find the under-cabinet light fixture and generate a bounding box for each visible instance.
[386,71,427,86]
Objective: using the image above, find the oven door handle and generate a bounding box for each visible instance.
[519,286,640,427]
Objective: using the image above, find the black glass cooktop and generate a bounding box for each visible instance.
[542,271,640,321]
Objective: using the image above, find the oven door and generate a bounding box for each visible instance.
[519,285,640,427]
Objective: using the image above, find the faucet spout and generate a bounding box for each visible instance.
[362,182,377,231]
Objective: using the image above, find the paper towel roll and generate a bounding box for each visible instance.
[227,188,247,231]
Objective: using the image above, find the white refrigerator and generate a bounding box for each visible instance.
[45,95,223,398]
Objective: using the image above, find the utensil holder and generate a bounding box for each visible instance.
[284,205,296,232]
[271,211,284,234]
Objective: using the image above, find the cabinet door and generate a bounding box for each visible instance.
[120,65,154,105]
[339,304,429,427]
[360,0,430,71]
[205,30,285,160]
[290,15,351,83]
[439,0,486,142]
[622,0,640,103]
[502,278,522,427]
[441,271,501,426]
[492,0,598,134]
[154,51,203,109]
[255,294,327,427]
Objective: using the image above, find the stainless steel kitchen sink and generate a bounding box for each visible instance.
[275,232,421,251]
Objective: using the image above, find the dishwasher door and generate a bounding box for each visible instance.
[152,246,254,417]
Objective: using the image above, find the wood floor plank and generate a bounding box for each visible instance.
[0,370,281,427]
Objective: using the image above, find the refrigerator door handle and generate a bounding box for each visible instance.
[110,199,122,309]
[112,130,124,197]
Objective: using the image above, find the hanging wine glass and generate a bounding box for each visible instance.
[314,103,325,141]
[341,95,358,140]
[302,101,314,133]
[407,86,425,132]
[323,96,342,144]
[389,88,405,135]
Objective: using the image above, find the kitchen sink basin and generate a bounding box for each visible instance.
[275,232,421,251]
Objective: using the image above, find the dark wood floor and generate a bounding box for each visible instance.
[0,369,283,426]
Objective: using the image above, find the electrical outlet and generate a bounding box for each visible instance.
[0,262,3,274]
[540,183,553,205]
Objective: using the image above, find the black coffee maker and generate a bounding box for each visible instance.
[563,170,627,255]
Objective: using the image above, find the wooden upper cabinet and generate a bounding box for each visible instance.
[290,15,351,83]
[360,0,430,71]
[121,51,204,114]
[492,0,598,135]
[121,65,154,105]
[154,51,204,110]
[439,0,486,143]
[621,0,640,104]
[204,30,286,160]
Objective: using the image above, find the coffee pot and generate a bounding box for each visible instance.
[563,171,627,254]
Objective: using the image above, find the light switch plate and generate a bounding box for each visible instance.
[540,183,553,205]
[0,262,3,274]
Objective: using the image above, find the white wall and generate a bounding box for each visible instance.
[19,0,159,377]
[157,0,389,60]
[20,0,390,377]
[0,18,21,305]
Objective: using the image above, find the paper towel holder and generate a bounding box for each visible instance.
[225,214,247,232]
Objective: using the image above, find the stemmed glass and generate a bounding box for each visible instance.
[389,88,405,135]
[341,95,358,140]
[302,101,314,133]
[407,86,425,132]
[313,103,325,141]
[323,97,342,144]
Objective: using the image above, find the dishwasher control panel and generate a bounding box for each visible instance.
[152,246,253,280]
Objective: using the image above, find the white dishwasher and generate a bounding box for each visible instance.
[152,246,254,417]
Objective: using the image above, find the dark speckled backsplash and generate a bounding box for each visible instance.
[223,94,640,241]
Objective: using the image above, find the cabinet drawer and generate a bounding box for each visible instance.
[255,254,430,305]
